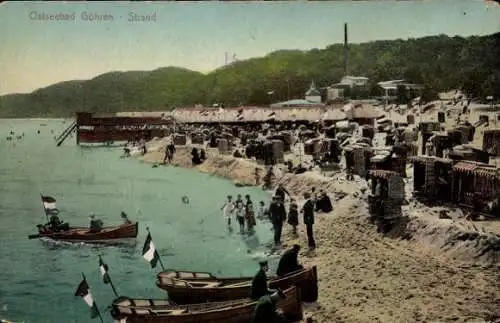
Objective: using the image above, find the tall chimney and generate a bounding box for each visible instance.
[344,23,349,77]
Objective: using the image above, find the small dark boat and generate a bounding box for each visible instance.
[156,266,318,304]
[29,222,138,242]
[110,286,302,323]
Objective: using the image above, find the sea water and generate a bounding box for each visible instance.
[0,119,274,323]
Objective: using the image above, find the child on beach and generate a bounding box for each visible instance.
[221,195,235,227]
[287,199,299,235]
[235,200,246,234]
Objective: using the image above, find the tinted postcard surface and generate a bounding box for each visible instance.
[0,1,499,323]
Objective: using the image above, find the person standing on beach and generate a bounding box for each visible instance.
[287,199,299,236]
[220,195,235,227]
[163,141,176,164]
[269,196,287,246]
[301,192,316,250]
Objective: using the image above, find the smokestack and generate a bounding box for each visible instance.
[344,23,349,77]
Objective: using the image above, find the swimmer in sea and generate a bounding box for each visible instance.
[181,195,190,204]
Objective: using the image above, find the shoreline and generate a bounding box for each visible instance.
[138,143,500,323]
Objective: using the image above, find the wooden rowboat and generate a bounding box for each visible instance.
[110,286,302,323]
[156,266,318,304]
[30,222,138,242]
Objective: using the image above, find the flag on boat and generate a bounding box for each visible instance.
[41,195,59,215]
[74,276,99,319]
[98,256,111,284]
[142,232,159,268]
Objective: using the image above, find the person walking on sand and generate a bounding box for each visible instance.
[163,141,176,164]
[287,199,299,236]
[220,195,235,227]
[301,192,316,250]
[269,196,286,246]
[235,200,246,234]
[254,167,261,186]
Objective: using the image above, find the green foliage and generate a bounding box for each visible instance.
[0,33,498,117]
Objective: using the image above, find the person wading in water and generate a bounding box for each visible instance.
[245,195,256,234]
[220,195,235,228]
[235,200,246,234]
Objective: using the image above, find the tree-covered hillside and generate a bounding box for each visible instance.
[1,33,498,118]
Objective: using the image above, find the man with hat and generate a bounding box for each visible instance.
[89,213,103,233]
[276,244,303,277]
[269,195,287,246]
[301,192,316,250]
[251,259,273,301]
[251,289,287,323]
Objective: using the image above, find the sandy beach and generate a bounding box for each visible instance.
[138,139,500,323]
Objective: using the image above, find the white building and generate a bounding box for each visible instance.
[305,81,322,103]
[340,75,369,87]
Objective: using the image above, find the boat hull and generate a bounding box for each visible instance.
[37,222,138,241]
[156,266,318,304]
[111,286,302,323]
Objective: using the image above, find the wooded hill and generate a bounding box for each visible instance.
[1,32,498,118]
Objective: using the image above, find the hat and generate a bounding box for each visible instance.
[259,260,268,267]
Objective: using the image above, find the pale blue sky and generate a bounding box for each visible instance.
[0,1,499,95]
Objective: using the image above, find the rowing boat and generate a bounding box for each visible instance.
[110,286,302,323]
[156,266,318,304]
[29,222,138,242]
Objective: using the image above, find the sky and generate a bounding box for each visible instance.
[0,1,499,96]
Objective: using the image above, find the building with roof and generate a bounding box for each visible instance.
[326,75,370,102]
[305,81,322,103]
[378,79,424,104]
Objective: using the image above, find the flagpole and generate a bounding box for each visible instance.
[81,273,104,323]
[39,194,49,223]
[99,255,119,297]
[146,227,166,271]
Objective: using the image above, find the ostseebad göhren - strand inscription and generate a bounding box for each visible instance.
[29,11,157,22]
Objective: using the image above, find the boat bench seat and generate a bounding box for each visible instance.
[202,282,221,288]
[154,309,187,315]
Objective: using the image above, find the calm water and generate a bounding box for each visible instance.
[0,119,273,323]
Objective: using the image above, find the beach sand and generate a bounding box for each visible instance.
[138,141,500,323]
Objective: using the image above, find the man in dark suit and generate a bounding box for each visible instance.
[269,195,287,246]
[276,244,303,277]
[301,192,316,250]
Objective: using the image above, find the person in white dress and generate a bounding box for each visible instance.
[220,195,235,227]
